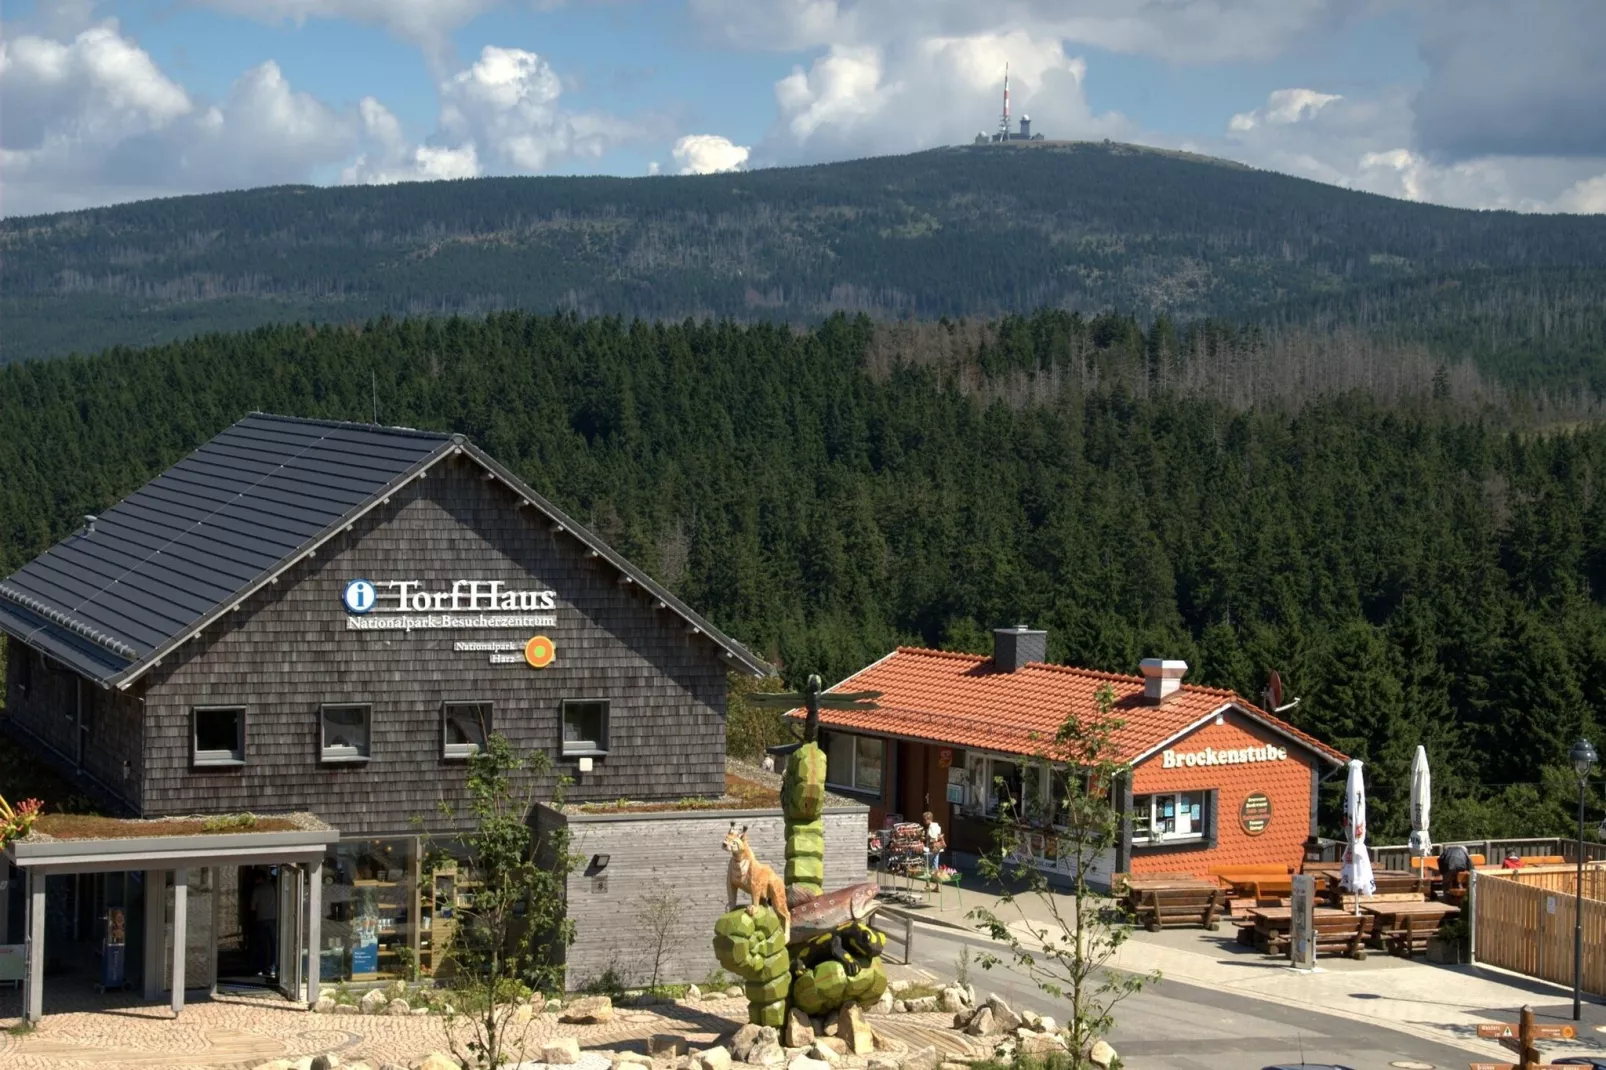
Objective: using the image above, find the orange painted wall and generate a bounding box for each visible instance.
[1129,712,1318,878]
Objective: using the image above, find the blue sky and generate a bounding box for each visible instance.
[2,1,1603,216]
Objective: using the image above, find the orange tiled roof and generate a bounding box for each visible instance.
[789,647,1347,766]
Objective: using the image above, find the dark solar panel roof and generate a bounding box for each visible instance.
[0,414,450,684]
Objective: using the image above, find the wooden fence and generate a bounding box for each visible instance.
[1473,870,1606,997]
[1481,862,1606,897]
[1370,837,1606,873]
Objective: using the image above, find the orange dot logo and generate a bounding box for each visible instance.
[524,635,556,669]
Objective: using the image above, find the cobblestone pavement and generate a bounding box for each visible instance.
[0,987,978,1070]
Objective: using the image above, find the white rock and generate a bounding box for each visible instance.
[1020,1010,1041,1031]
[836,1005,873,1056]
[904,996,938,1013]
[384,998,410,1016]
[310,1056,341,1070]
[901,1046,940,1070]
[311,996,336,1014]
[509,1003,535,1026]
[963,1008,996,1037]
[686,984,702,1001]
[359,989,388,1014]
[419,1054,462,1070]
[1019,1034,1066,1056]
[698,1045,732,1070]
[562,996,615,1024]
[963,984,976,1007]
[750,1042,787,1067]
[892,1001,906,1014]
[869,990,894,1016]
[807,1041,841,1065]
[729,1025,764,1062]
[546,998,564,1012]
[888,979,913,995]
[1089,1040,1117,1069]
[939,987,966,1014]
[1037,1016,1056,1034]
[725,985,744,998]
[542,1037,583,1064]
[785,1006,816,1049]
[866,1057,900,1070]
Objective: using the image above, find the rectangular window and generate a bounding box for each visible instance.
[443,702,490,759]
[822,731,883,795]
[1134,791,1210,844]
[561,699,608,756]
[321,704,371,762]
[193,706,245,766]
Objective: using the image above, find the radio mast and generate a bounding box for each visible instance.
[997,63,1011,141]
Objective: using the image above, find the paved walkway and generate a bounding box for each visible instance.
[0,970,972,1069]
[877,867,1606,1062]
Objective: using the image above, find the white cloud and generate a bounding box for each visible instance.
[194,0,503,70]
[1214,85,1606,213]
[671,134,749,174]
[761,29,1127,164]
[1228,88,1341,132]
[341,46,646,187]
[1,21,354,215]
[647,160,661,175]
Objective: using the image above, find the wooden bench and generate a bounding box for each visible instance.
[1133,885,1225,932]
[1266,912,1372,960]
[1410,854,1487,872]
[1365,903,1459,957]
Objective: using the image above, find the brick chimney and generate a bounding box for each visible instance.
[993,624,1046,672]
[1140,658,1188,703]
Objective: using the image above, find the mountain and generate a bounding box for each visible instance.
[5,142,1606,390]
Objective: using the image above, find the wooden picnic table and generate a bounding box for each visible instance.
[1122,878,1225,932]
[1363,901,1458,957]
[1236,906,1371,959]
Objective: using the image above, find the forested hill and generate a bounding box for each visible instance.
[5,142,1606,391]
[2,311,1603,841]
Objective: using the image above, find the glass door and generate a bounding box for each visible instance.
[276,865,304,1001]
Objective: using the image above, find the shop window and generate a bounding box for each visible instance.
[1133,791,1211,844]
[562,699,608,756]
[988,759,1025,818]
[823,731,883,795]
[193,706,245,766]
[319,837,416,982]
[321,703,371,762]
[443,702,490,759]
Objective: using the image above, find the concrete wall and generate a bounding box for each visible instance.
[548,805,870,990]
[137,454,734,835]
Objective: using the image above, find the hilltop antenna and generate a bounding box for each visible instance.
[998,62,1011,141]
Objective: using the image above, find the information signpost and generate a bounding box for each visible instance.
[1470,1005,1578,1070]
[1289,873,1316,970]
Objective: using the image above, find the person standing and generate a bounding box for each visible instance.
[921,809,946,881]
[250,870,279,980]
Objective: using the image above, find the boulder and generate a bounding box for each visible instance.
[749,1042,787,1067]
[385,999,411,1016]
[546,998,564,1013]
[698,1046,731,1070]
[648,1036,689,1057]
[901,1046,940,1070]
[312,996,337,1014]
[509,1003,535,1026]
[939,988,966,1014]
[963,1008,996,1037]
[412,1008,429,1016]
[983,996,1020,1034]
[1089,1040,1118,1069]
[562,996,616,1024]
[888,979,913,995]
[729,1024,764,1062]
[788,1058,832,1070]
[1020,1010,1041,1031]
[786,1007,816,1049]
[1019,1035,1066,1056]
[903,996,937,1013]
[1036,1016,1057,1034]
[869,990,894,1017]
[867,1057,900,1070]
[542,1038,583,1065]
[870,1031,897,1053]
[813,1038,848,1057]
[686,985,702,1002]
[891,1001,906,1015]
[836,1005,874,1056]
[806,1041,841,1065]
[419,1056,462,1070]
[963,985,977,1007]
[725,985,744,998]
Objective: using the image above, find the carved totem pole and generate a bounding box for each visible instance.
[714,675,889,1026]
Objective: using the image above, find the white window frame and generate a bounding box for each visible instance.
[192,705,245,767]
[561,699,609,757]
[823,731,884,795]
[1133,790,1210,845]
[442,701,491,759]
[320,703,372,763]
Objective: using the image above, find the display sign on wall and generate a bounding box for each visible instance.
[1161,744,1289,769]
[342,578,558,631]
[1239,792,1274,835]
[937,747,954,769]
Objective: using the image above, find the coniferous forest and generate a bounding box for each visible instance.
[2,309,1603,842]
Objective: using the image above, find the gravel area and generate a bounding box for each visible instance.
[724,757,865,808]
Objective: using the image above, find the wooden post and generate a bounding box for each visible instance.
[1519,1004,1540,1070]
[25,867,45,1023]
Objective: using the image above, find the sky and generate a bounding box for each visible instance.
[3,0,1606,218]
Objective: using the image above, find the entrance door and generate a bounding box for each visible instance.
[276,865,303,1001]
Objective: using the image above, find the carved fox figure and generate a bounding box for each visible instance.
[723,822,791,944]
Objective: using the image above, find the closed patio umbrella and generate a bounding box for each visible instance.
[1408,745,1432,866]
[1340,759,1376,913]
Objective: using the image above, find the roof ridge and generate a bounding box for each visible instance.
[894,646,1245,698]
[244,411,453,440]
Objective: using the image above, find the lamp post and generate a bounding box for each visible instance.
[1570,736,1597,1021]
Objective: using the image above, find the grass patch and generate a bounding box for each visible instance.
[575,773,778,814]
[896,982,946,1001]
[32,813,299,839]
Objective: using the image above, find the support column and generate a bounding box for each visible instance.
[170,868,187,1017]
[25,868,45,1023]
[0,861,12,944]
[305,859,322,1008]
[143,870,166,1001]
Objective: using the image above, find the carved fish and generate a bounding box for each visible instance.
[784,881,881,942]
